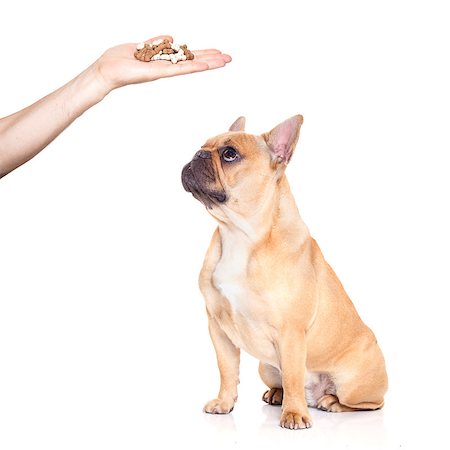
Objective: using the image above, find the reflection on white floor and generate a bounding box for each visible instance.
[200,399,390,449]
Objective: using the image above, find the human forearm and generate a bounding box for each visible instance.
[0,64,109,178]
[0,36,231,178]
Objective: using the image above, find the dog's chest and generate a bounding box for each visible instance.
[213,261,247,313]
[211,230,279,367]
[212,231,250,312]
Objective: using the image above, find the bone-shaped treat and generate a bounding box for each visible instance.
[134,39,195,64]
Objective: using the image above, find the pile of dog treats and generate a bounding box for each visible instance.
[134,39,194,64]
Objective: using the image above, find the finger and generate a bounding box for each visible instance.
[144,35,173,44]
[192,49,222,56]
[198,56,229,70]
[195,53,232,63]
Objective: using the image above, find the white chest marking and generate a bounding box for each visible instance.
[212,227,251,312]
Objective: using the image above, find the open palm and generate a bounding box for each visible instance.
[95,35,232,91]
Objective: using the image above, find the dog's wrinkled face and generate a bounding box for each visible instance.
[181,115,303,219]
[181,131,271,211]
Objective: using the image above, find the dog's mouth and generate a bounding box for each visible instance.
[181,161,227,208]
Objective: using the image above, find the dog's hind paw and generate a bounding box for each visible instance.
[316,394,356,412]
[263,388,283,405]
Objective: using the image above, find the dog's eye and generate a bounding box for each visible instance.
[222,147,239,162]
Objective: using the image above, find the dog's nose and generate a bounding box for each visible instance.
[194,150,212,160]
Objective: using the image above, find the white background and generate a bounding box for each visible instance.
[1,1,449,448]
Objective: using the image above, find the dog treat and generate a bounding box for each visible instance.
[134,39,195,64]
[180,44,194,61]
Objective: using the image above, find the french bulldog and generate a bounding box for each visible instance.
[181,115,388,430]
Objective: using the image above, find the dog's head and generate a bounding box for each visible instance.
[181,115,303,222]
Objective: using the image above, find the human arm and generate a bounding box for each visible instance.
[0,35,231,178]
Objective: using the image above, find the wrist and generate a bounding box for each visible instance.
[82,62,113,100]
[64,62,112,116]
[89,57,117,96]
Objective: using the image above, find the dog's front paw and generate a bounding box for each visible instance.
[280,409,312,430]
[203,398,235,414]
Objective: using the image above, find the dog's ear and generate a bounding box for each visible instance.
[263,115,303,164]
[229,116,246,132]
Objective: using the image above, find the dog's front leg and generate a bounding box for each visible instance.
[203,318,240,414]
[279,329,312,429]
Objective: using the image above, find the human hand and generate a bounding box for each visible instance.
[93,35,232,94]
[0,35,231,178]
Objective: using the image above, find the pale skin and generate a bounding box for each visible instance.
[0,35,231,178]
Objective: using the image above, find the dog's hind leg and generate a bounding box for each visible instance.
[259,363,283,405]
[320,339,388,412]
